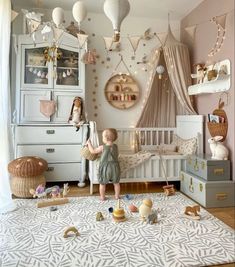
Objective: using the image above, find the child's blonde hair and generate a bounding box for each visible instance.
[103,128,118,142]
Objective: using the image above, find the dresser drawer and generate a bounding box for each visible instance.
[45,163,81,182]
[17,144,81,163]
[180,171,235,208]
[15,126,82,144]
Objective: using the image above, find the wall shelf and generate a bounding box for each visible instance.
[188,59,231,95]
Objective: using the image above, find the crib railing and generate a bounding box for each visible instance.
[98,127,177,153]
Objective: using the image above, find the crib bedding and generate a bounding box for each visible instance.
[93,150,185,178]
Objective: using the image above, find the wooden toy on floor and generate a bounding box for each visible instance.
[139,198,153,220]
[163,184,175,196]
[30,184,70,208]
[113,199,126,222]
[96,212,104,221]
[128,204,138,212]
[146,211,158,224]
[63,226,80,238]
[184,205,201,220]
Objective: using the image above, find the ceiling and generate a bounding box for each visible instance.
[12,0,204,20]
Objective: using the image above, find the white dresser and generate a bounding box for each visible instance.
[13,33,87,186]
[14,125,86,185]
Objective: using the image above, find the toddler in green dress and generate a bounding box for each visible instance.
[86,128,120,201]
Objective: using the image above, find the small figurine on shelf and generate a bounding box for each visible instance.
[191,63,207,84]
[68,97,84,131]
[51,186,61,198]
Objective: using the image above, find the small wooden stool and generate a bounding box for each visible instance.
[8,156,48,198]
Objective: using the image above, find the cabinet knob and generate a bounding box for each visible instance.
[46,130,55,134]
[47,167,54,172]
[46,148,55,153]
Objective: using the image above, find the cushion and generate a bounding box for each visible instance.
[159,144,177,153]
[171,134,197,155]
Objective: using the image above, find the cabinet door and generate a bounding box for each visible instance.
[21,44,53,89]
[54,44,84,91]
[20,90,51,122]
[53,91,80,122]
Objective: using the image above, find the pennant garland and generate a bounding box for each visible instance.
[208,14,227,57]
[27,19,41,35]
[103,37,113,51]
[77,33,88,49]
[184,25,197,39]
[53,27,64,44]
[11,10,18,22]
[156,32,168,46]
[128,36,141,54]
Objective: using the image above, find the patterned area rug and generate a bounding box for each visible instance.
[0,193,234,267]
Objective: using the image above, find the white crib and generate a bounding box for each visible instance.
[89,115,204,194]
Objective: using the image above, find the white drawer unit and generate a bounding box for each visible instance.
[45,163,81,182]
[180,171,235,208]
[14,125,87,185]
[15,126,82,144]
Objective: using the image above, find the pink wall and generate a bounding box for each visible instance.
[181,0,234,179]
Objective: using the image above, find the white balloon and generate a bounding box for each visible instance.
[103,0,130,32]
[72,1,87,25]
[52,7,64,28]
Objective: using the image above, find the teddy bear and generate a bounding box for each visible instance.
[68,97,84,131]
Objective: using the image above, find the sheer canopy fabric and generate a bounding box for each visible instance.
[136,49,182,127]
[136,26,196,128]
[163,26,196,115]
[0,0,16,213]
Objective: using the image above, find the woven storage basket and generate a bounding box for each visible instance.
[11,175,46,198]
[8,156,48,198]
[8,156,48,177]
[80,146,98,161]
[207,100,228,142]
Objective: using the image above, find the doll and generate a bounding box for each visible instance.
[68,97,84,131]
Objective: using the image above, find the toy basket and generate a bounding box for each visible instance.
[80,145,98,161]
[207,98,228,142]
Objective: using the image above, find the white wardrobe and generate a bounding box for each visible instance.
[13,32,87,186]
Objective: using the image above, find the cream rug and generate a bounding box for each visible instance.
[0,193,234,267]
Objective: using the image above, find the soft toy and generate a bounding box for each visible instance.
[191,63,207,84]
[139,198,153,220]
[208,136,229,160]
[68,97,84,131]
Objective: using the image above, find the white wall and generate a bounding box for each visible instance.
[12,7,180,129]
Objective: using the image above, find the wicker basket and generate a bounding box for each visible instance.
[11,174,46,198]
[8,156,48,177]
[207,99,228,142]
[80,146,98,161]
[8,156,48,198]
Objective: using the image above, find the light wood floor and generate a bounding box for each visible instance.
[49,181,235,267]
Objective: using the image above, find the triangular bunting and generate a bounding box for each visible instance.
[128,36,141,54]
[184,25,197,39]
[103,37,113,51]
[27,19,41,34]
[213,14,227,29]
[11,10,18,22]
[53,27,64,43]
[77,33,88,49]
[156,32,167,46]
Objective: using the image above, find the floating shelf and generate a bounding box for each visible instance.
[188,59,231,95]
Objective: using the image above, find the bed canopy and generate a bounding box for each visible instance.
[136,26,196,127]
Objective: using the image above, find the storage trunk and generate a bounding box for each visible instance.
[186,154,230,181]
[180,171,234,208]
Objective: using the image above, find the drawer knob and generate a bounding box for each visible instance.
[46,130,55,134]
[47,167,54,172]
[46,148,55,153]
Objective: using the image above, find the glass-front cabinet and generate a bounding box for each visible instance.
[16,33,85,124]
[22,44,81,90]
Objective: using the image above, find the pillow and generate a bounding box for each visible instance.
[159,144,177,152]
[171,134,197,155]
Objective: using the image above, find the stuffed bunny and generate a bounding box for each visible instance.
[208,136,229,160]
